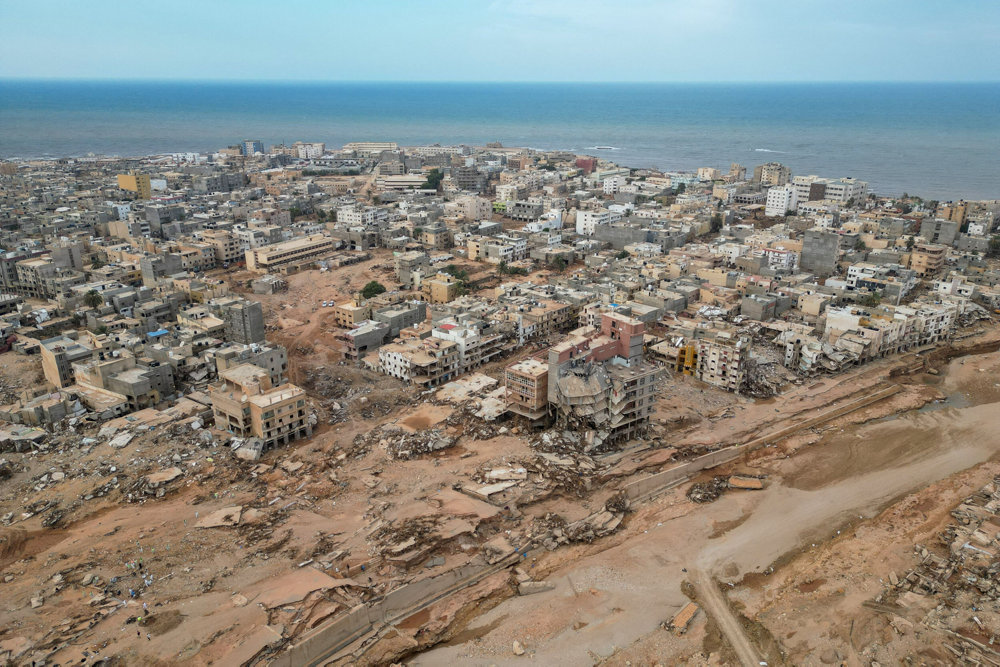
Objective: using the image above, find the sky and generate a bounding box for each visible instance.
[1,0,998,82]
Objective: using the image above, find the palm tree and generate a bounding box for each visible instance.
[83,289,104,309]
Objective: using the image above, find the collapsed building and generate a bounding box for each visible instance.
[505,312,663,449]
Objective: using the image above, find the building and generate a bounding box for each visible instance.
[668,329,749,393]
[919,219,959,247]
[800,229,840,276]
[753,162,791,187]
[343,141,398,155]
[377,337,460,388]
[211,364,311,450]
[505,357,550,420]
[576,209,612,235]
[765,184,798,217]
[117,172,152,199]
[909,243,946,277]
[40,334,94,388]
[240,140,265,156]
[219,299,266,344]
[245,234,336,272]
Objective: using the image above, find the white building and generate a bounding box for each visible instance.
[765,184,798,217]
[576,209,612,236]
[603,176,626,195]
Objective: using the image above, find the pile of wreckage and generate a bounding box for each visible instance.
[352,424,456,460]
[687,475,766,503]
[872,477,1000,664]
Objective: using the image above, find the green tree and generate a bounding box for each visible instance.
[497,260,509,275]
[83,289,104,309]
[361,281,387,299]
[674,182,686,195]
[710,213,723,233]
[616,250,631,260]
[90,256,106,270]
[422,169,444,190]
[550,256,568,272]
[860,292,881,308]
[854,237,867,251]
[988,236,1000,259]
[906,236,915,250]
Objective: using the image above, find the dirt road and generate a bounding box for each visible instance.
[691,568,760,667]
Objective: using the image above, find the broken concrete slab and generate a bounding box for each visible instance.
[518,580,555,596]
[196,506,243,528]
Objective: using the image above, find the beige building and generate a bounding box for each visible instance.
[422,272,461,304]
[505,357,549,420]
[245,234,336,272]
[909,243,946,277]
[117,172,152,199]
[210,364,311,450]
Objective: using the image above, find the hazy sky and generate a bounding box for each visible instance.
[2,0,998,82]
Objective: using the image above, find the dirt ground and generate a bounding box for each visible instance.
[410,340,1000,666]
[2,257,998,666]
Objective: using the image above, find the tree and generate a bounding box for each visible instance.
[710,213,723,233]
[854,237,867,251]
[83,289,104,309]
[860,292,881,308]
[422,169,444,191]
[90,256,106,270]
[674,182,686,195]
[361,281,386,299]
[988,236,1000,259]
[497,260,509,276]
[906,236,916,250]
[413,226,424,238]
[550,256,567,272]
[615,250,631,260]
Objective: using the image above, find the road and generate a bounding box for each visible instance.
[691,568,761,667]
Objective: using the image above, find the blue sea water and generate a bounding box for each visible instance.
[0,81,997,200]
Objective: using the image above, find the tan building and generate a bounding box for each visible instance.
[505,357,549,420]
[245,234,336,272]
[200,229,243,265]
[422,272,461,304]
[117,172,152,199]
[332,295,372,328]
[210,364,311,450]
[909,243,946,277]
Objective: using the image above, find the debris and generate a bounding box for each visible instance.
[518,580,555,596]
[512,640,525,656]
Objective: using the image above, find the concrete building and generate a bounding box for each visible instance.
[919,219,959,247]
[505,357,549,420]
[117,172,152,199]
[40,334,94,388]
[245,235,336,272]
[211,364,311,450]
[800,229,840,276]
[753,162,791,187]
[910,243,947,277]
[765,184,798,217]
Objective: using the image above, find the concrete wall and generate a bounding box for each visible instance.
[270,556,516,667]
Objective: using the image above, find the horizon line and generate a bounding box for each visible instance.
[1,77,998,85]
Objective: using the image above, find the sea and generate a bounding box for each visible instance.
[1,81,998,200]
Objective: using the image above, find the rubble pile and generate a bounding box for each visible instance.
[302,365,411,423]
[871,477,1000,663]
[352,424,456,460]
[740,357,781,398]
[687,476,730,503]
[444,401,506,440]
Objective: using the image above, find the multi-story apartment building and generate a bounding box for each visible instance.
[377,336,460,388]
[211,364,311,450]
[505,357,549,420]
[909,243,946,277]
[765,184,798,217]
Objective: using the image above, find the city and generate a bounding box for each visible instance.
[0,139,999,665]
